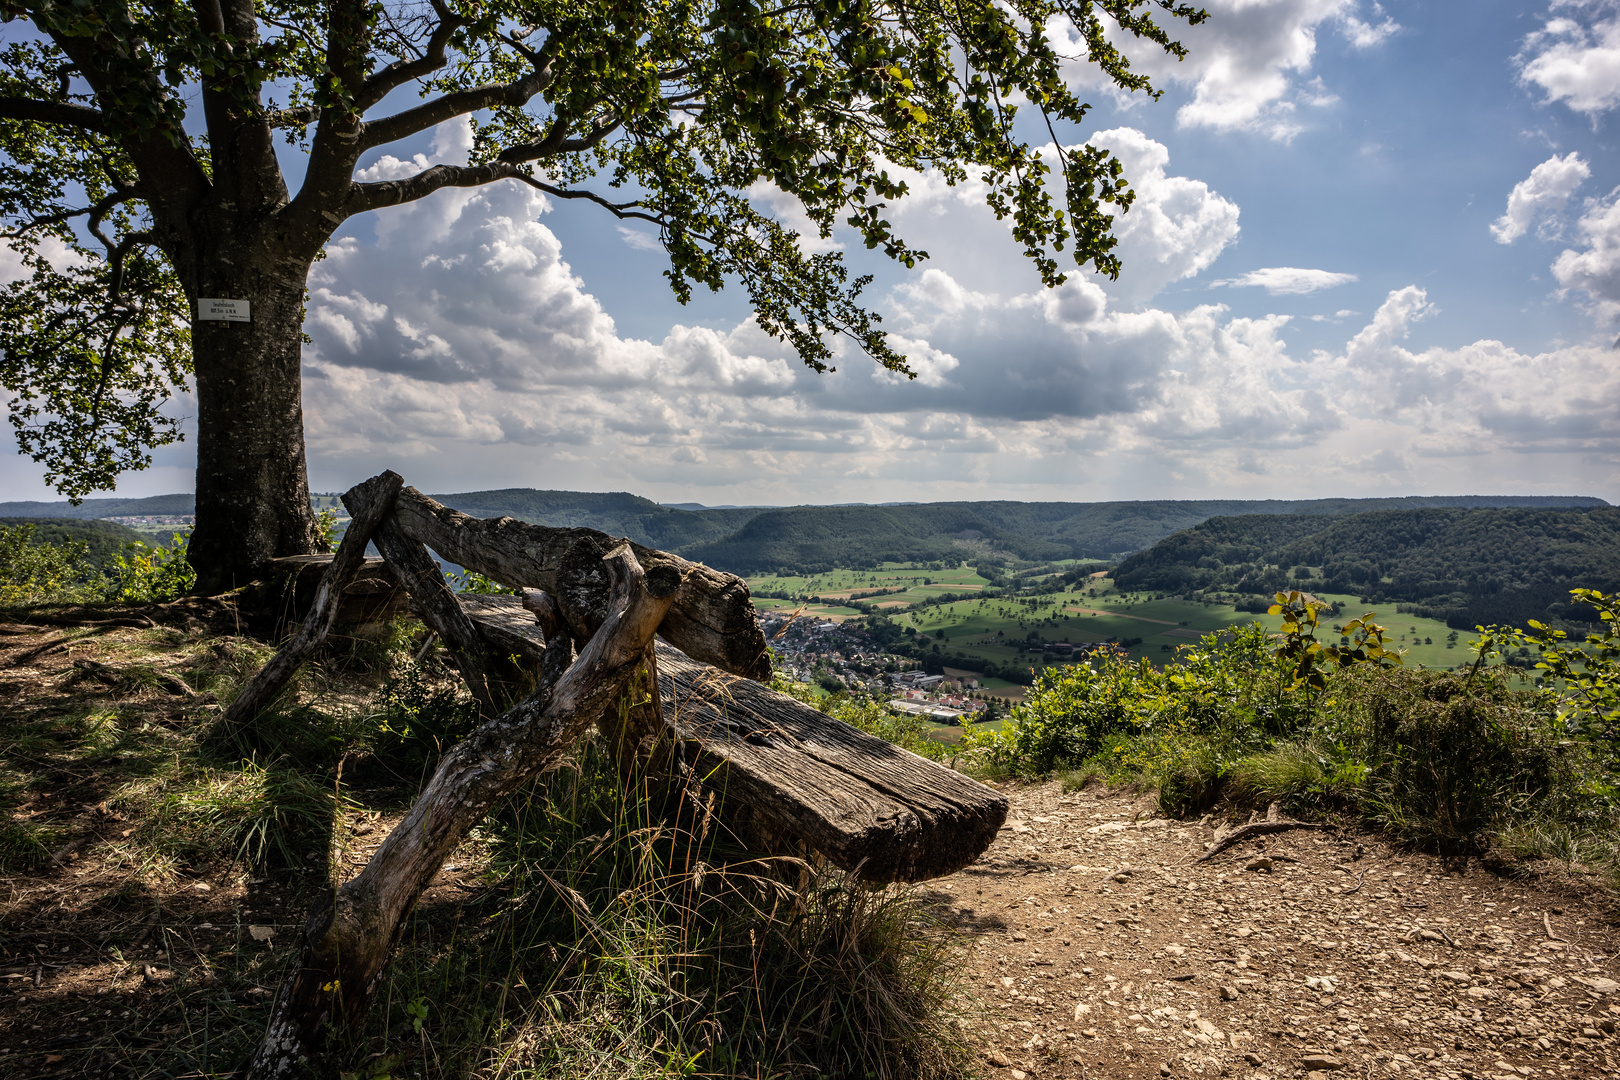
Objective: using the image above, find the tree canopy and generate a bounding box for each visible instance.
[0,0,1206,504]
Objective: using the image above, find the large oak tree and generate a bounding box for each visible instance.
[0,0,1204,593]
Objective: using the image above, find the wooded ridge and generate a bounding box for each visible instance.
[5,491,1606,574]
[1112,506,1620,629]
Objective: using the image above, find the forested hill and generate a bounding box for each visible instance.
[663,495,1609,573]
[1113,507,1620,629]
[2,491,1609,578]
[0,494,194,518]
[0,518,146,566]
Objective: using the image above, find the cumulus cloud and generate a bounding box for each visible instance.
[1552,186,1620,321]
[1055,0,1392,141]
[290,119,1619,504]
[1518,6,1620,115]
[1211,267,1358,295]
[1492,152,1591,243]
[1080,129,1242,304]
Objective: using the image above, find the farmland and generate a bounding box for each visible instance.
[748,563,1484,680]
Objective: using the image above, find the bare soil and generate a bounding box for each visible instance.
[930,781,1620,1080]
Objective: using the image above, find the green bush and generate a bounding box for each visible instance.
[969,600,1619,857]
[103,531,195,602]
[0,521,94,605]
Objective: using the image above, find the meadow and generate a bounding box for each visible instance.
[749,565,1485,675]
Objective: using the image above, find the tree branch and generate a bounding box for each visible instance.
[0,96,106,132]
[496,114,621,163]
[357,66,554,152]
[352,0,465,113]
[342,161,663,228]
[0,189,135,241]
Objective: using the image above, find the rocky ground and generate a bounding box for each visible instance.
[926,781,1620,1080]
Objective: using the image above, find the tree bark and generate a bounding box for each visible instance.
[247,545,682,1080]
[186,262,323,594]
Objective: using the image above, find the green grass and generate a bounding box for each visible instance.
[0,612,980,1079]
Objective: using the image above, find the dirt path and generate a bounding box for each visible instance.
[926,782,1620,1080]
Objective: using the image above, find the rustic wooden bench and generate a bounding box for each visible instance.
[459,594,1006,883]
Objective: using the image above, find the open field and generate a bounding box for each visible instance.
[749,567,1499,676]
[898,582,1480,671]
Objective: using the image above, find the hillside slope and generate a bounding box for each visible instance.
[3,491,1608,575]
[1114,506,1620,628]
[1,517,147,567]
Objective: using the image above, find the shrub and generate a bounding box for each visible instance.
[0,521,94,605]
[104,532,195,602]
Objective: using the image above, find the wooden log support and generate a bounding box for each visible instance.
[218,471,404,729]
[457,597,1007,883]
[389,486,770,680]
[370,516,504,717]
[248,545,684,1080]
[260,555,409,630]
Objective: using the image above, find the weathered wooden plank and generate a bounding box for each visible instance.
[656,645,1007,883]
[389,486,770,680]
[456,596,1007,883]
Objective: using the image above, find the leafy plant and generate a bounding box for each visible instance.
[1472,588,1619,743]
[1268,590,1401,691]
[104,532,195,603]
[0,521,93,605]
[447,568,518,595]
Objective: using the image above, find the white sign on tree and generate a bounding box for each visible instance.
[197,298,251,323]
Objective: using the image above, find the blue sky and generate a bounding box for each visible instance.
[4,0,1619,507]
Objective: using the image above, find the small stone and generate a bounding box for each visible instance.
[1582,1027,1603,1040]
[1082,1028,1098,1039]
[191,882,211,892]
[1466,986,1495,999]
[1168,972,1195,982]
[1220,984,1240,1001]
[1010,1071,1028,1079]
[1243,1052,1264,1066]
[1012,931,1028,942]
[1160,1064,1173,1077]
[986,1048,1013,1067]
[1440,970,1471,984]
[1302,1054,1345,1071]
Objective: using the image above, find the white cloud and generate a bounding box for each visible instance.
[1552,186,1620,321]
[1080,129,1243,304]
[1518,8,1620,115]
[617,226,663,252]
[1212,267,1358,295]
[1056,0,1389,141]
[1338,3,1399,48]
[1492,152,1591,243]
[289,147,1618,506]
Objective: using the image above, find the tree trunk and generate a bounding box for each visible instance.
[185,260,322,595]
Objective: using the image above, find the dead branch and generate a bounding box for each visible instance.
[246,543,682,1080]
[217,471,403,729]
